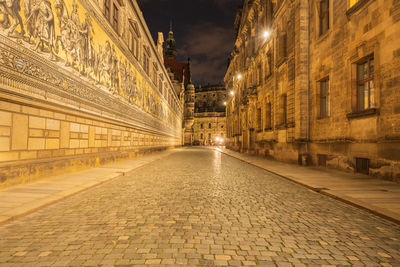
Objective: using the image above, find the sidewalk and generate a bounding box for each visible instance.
[0,149,174,225]
[214,147,400,224]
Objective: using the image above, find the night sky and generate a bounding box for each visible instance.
[137,0,243,86]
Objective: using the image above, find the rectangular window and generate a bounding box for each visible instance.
[265,102,272,129]
[280,94,287,125]
[143,52,149,75]
[128,29,133,51]
[112,3,119,33]
[278,33,287,61]
[319,0,329,36]
[159,75,163,93]
[200,133,203,139]
[152,64,158,85]
[319,78,330,118]
[257,108,262,131]
[128,25,139,58]
[356,56,375,111]
[208,133,211,140]
[104,0,111,20]
[265,51,272,78]
[266,0,273,27]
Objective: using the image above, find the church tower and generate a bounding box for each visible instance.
[165,23,177,59]
[184,59,195,145]
[162,22,195,145]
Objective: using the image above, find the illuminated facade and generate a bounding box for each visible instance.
[225,0,400,180]
[193,85,227,146]
[0,0,183,186]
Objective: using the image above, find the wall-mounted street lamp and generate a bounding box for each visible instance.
[230,91,235,96]
[263,31,271,38]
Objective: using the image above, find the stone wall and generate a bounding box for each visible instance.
[0,0,182,187]
[308,0,400,180]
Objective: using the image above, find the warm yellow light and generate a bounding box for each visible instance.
[237,74,242,80]
[223,101,227,105]
[263,31,270,38]
[350,0,359,7]
[230,91,234,96]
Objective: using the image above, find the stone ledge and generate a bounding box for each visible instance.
[346,108,379,119]
[0,146,170,189]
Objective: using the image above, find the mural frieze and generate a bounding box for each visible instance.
[0,0,181,136]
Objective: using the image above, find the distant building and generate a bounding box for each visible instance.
[161,24,195,145]
[193,85,227,146]
[225,0,400,181]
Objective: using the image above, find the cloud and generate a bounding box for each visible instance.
[179,22,234,85]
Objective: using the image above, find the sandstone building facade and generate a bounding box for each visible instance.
[0,0,183,187]
[193,85,227,146]
[225,0,400,181]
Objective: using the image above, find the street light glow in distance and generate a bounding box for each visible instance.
[230,91,234,96]
[263,31,270,38]
[237,74,242,80]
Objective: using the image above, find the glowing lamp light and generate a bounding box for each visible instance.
[216,137,220,142]
[263,31,270,38]
[237,74,242,80]
[223,101,227,106]
[230,91,235,96]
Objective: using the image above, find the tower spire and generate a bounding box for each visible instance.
[188,57,192,84]
[165,20,177,58]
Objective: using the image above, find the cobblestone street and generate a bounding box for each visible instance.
[0,148,399,266]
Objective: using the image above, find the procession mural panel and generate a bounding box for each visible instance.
[0,0,179,129]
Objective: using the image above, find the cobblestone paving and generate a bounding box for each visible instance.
[0,148,399,266]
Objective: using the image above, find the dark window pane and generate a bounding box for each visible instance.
[357,62,367,80]
[357,84,365,110]
[370,58,374,76]
[321,96,327,118]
